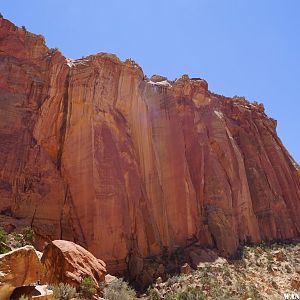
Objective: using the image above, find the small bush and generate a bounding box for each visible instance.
[148,288,160,300]
[166,274,185,286]
[247,284,262,299]
[13,227,35,247]
[49,283,76,300]
[78,276,97,299]
[259,241,271,252]
[164,287,205,300]
[0,227,7,243]
[103,278,137,300]
[222,264,231,278]
[0,227,8,253]
[22,226,35,245]
[13,233,23,247]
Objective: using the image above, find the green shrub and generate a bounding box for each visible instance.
[13,227,35,247]
[78,277,97,299]
[0,227,7,243]
[22,226,35,245]
[148,288,160,300]
[0,227,8,253]
[247,284,262,299]
[164,287,205,300]
[166,274,186,286]
[49,283,76,300]
[103,278,137,300]
[13,233,23,247]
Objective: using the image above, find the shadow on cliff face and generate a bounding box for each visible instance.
[126,238,300,292]
[10,286,41,300]
[146,242,300,299]
[126,244,219,291]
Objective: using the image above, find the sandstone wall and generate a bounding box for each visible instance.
[0,18,300,276]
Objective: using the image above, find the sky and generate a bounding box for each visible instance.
[2,0,300,163]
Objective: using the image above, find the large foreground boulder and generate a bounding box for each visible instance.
[0,246,42,300]
[41,240,107,288]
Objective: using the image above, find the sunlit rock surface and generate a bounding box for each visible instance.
[0,246,42,300]
[0,18,300,279]
[41,240,106,287]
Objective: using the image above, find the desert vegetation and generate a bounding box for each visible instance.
[48,242,300,299]
[49,277,97,300]
[1,225,300,299]
[144,242,300,300]
[0,226,34,254]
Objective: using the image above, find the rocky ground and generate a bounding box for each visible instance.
[1,226,300,299]
[141,242,300,300]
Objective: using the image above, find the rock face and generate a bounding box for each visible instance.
[0,246,42,300]
[0,240,105,299]
[41,240,106,287]
[0,17,300,281]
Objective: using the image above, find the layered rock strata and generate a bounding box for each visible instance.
[0,18,300,279]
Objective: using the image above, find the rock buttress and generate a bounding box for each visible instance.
[0,18,300,280]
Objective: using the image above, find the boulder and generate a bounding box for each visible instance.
[105,274,117,285]
[181,263,193,274]
[150,74,167,82]
[0,246,42,300]
[41,240,106,288]
[274,250,287,262]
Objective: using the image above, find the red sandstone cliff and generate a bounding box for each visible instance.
[0,18,300,281]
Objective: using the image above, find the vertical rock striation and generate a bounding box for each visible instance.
[0,18,300,281]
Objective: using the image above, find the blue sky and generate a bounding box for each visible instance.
[2,0,300,163]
